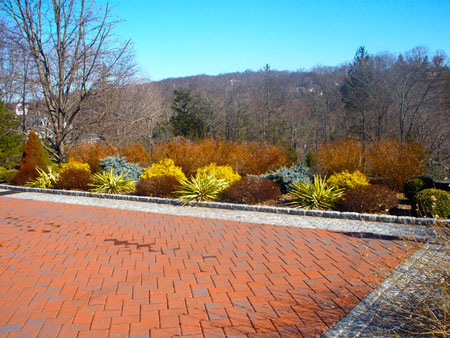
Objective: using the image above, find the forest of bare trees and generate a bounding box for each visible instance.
[0,1,448,177]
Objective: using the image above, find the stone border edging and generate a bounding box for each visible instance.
[321,243,434,338]
[1,184,448,226]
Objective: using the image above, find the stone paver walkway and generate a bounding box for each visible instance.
[0,196,417,337]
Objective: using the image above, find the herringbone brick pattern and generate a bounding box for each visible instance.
[0,197,416,337]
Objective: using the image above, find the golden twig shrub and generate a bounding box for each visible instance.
[150,138,290,176]
[68,141,118,173]
[120,143,151,165]
[367,139,427,191]
[313,139,365,176]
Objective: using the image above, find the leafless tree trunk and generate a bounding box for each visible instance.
[0,0,134,162]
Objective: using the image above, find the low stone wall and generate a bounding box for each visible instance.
[1,184,449,227]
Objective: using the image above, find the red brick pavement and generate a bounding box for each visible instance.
[0,197,417,337]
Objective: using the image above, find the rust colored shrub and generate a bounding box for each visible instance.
[336,184,398,214]
[68,141,118,173]
[313,139,365,176]
[120,143,151,165]
[55,168,92,191]
[367,139,427,191]
[150,138,290,176]
[12,130,51,185]
[136,175,179,198]
[222,176,282,204]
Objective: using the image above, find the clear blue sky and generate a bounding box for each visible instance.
[107,0,450,81]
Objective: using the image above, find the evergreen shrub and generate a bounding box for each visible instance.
[404,176,434,205]
[327,170,369,191]
[12,130,51,185]
[141,158,186,182]
[416,189,450,219]
[260,162,312,193]
[100,156,142,181]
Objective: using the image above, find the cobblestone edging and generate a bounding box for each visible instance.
[322,242,444,337]
[1,184,448,227]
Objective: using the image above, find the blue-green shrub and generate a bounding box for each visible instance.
[259,162,312,193]
[100,156,142,181]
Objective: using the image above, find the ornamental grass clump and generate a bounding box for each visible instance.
[327,170,369,191]
[29,166,60,189]
[90,169,136,194]
[176,172,228,204]
[288,175,344,210]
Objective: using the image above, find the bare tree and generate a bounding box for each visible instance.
[0,0,135,162]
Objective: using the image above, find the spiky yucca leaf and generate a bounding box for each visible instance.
[176,172,228,204]
[288,175,344,210]
[29,166,60,188]
[89,169,136,194]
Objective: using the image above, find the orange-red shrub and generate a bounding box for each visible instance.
[222,176,282,204]
[367,139,427,191]
[68,141,118,173]
[136,175,179,198]
[55,168,92,191]
[313,139,365,176]
[336,184,398,214]
[150,138,290,176]
[120,143,151,165]
[12,130,51,185]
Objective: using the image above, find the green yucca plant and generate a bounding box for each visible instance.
[288,175,344,210]
[89,169,136,194]
[176,172,228,204]
[29,166,60,188]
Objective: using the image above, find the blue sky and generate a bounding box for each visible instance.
[107,0,450,80]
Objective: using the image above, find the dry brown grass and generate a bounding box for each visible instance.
[370,223,450,337]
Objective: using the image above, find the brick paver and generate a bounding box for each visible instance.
[0,197,417,337]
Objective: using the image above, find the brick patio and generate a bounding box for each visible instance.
[0,197,417,337]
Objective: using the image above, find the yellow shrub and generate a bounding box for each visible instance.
[61,161,91,173]
[196,163,241,187]
[141,158,186,182]
[327,170,369,191]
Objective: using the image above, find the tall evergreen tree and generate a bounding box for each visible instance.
[341,47,375,147]
[169,88,212,139]
[0,100,24,168]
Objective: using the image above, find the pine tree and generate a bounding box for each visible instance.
[169,88,212,139]
[0,100,24,168]
[341,46,375,147]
